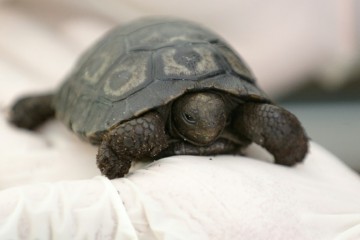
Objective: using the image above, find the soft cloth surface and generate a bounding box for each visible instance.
[1,1,360,239]
[1,144,360,239]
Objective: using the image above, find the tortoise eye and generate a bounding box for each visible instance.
[183,113,196,124]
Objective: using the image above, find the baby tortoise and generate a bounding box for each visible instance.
[10,18,308,179]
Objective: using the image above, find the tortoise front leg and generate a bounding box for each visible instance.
[232,103,308,166]
[97,111,169,179]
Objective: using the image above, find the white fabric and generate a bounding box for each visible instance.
[0,176,137,239]
[113,142,360,240]
[0,143,360,239]
[1,1,360,239]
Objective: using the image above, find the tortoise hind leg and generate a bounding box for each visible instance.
[232,103,308,166]
[9,94,55,130]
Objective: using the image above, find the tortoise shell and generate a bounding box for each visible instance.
[54,18,269,143]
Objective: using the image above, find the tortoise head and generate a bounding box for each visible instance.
[171,92,227,146]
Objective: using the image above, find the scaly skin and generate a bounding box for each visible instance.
[9,93,308,179]
[232,103,308,166]
[97,112,169,179]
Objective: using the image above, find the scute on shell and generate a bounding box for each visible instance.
[54,18,269,143]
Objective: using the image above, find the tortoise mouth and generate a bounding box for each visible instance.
[171,123,222,146]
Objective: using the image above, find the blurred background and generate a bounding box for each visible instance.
[0,0,359,171]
